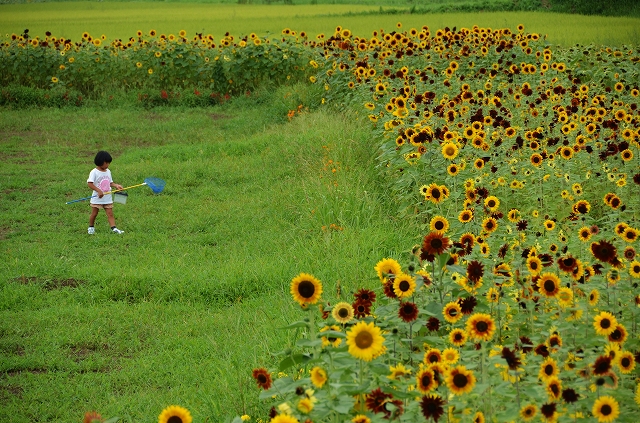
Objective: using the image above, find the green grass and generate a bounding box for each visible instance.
[1,2,639,46]
[0,85,418,422]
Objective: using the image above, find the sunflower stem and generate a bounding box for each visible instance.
[359,359,365,413]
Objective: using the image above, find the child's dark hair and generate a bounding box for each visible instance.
[94,151,113,166]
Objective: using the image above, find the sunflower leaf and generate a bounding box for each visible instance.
[104,418,120,423]
[296,338,322,348]
[280,321,310,330]
[278,353,312,372]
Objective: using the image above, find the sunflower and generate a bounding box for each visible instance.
[393,273,416,298]
[540,402,558,421]
[351,415,371,423]
[545,377,562,400]
[398,301,419,322]
[589,289,600,306]
[442,347,459,364]
[346,321,385,361]
[482,217,498,233]
[443,302,463,323]
[375,258,402,281]
[270,415,299,423]
[544,219,555,231]
[252,368,272,390]
[458,209,474,223]
[484,196,500,211]
[593,311,618,336]
[387,363,411,380]
[430,216,449,232]
[578,226,592,242]
[539,357,559,382]
[420,394,445,421]
[617,351,635,373]
[416,368,438,393]
[422,231,451,256]
[446,365,476,395]
[630,260,640,278]
[466,313,496,341]
[332,302,354,324]
[158,405,193,423]
[310,366,327,388]
[520,404,537,421]
[449,328,467,346]
[526,256,542,275]
[536,273,560,298]
[424,348,442,364]
[441,142,459,160]
[425,183,448,204]
[290,273,323,306]
[592,396,619,423]
[607,324,628,344]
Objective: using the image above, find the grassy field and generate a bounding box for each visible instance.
[1,3,640,46]
[0,85,418,422]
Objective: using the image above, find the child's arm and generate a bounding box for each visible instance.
[88,181,104,198]
[110,181,124,191]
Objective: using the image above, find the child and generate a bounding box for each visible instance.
[87,151,124,234]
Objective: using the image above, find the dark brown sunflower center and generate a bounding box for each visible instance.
[445,147,455,156]
[454,333,462,341]
[543,279,556,293]
[430,238,443,249]
[453,373,468,388]
[338,308,349,318]
[621,357,631,367]
[257,374,267,383]
[610,329,621,340]
[403,304,414,313]
[601,405,612,416]
[524,408,533,416]
[600,318,611,329]
[421,374,432,385]
[544,365,553,375]
[476,321,489,332]
[355,331,374,349]
[298,280,315,298]
[434,221,445,230]
[428,354,438,363]
[448,308,457,317]
[487,200,496,207]
[399,281,410,291]
[530,261,538,269]
[432,189,441,199]
[168,417,183,423]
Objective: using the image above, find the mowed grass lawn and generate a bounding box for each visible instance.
[0,86,417,422]
[1,2,639,46]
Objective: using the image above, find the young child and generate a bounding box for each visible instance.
[87,150,124,234]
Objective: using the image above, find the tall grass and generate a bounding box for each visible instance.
[0,85,418,422]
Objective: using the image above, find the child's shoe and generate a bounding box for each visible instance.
[112,227,124,234]
[88,227,95,235]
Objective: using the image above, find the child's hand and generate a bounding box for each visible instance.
[97,190,104,198]
[114,184,123,190]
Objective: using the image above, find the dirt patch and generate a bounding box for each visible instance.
[209,113,229,120]
[6,368,47,377]
[14,276,85,290]
[0,385,24,401]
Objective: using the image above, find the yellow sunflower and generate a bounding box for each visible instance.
[416,368,438,393]
[331,302,354,324]
[443,302,463,323]
[393,273,416,298]
[520,404,537,421]
[346,321,385,361]
[158,405,192,423]
[310,366,327,388]
[445,365,476,395]
[441,142,459,160]
[593,311,618,336]
[375,258,402,281]
[449,328,467,346]
[430,216,450,232]
[290,273,323,306]
[270,415,299,423]
[592,396,619,423]
[466,313,496,341]
[537,273,560,298]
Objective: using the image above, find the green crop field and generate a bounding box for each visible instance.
[1,3,640,46]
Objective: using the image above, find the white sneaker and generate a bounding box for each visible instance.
[112,227,124,234]
[88,227,95,235]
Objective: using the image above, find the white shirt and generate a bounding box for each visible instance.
[87,168,113,204]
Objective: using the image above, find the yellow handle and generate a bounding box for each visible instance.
[104,182,147,195]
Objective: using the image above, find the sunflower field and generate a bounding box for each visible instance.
[3,19,640,423]
[249,24,640,423]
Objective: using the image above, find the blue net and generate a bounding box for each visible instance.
[144,177,166,194]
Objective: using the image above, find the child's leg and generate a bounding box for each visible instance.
[89,206,99,226]
[104,207,116,227]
